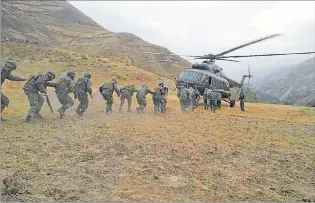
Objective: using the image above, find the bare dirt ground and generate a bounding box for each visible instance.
[1,91,315,202]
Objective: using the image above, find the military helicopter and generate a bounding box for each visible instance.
[139,34,315,107]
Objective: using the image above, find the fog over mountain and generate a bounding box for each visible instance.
[69,1,315,80]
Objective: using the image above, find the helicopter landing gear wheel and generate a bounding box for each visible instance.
[230,100,235,107]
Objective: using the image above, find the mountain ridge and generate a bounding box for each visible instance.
[1,0,191,78]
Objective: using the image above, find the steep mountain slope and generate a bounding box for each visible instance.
[257,57,315,106]
[1,0,191,78]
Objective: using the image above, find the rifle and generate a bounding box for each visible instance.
[45,94,54,113]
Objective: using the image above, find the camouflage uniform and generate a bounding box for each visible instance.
[136,85,154,114]
[187,87,200,111]
[239,88,246,112]
[99,79,120,115]
[177,85,189,112]
[215,91,222,109]
[47,72,76,118]
[203,88,208,110]
[119,85,138,112]
[23,71,55,122]
[74,73,92,116]
[206,88,217,113]
[192,86,201,110]
[152,83,167,113]
[1,60,26,122]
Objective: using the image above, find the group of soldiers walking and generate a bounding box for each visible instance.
[177,84,223,113]
[1,60,169,123]
[1,59,246,123]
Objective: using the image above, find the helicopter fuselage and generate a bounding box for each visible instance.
[176,68,231,99]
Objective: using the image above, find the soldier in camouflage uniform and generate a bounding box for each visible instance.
[187,86,200,111]
[74,73,92,117]
[152,83,167,113]
[99,79,120,115]
[23,71,55,122]
[177,84,189,112]
[215,90,222,109]
[203,87,209,110]
[207,86,218,113]
[119,85,138,113]
[1,59,26,122]
[239,88,246,112]
[47,71,76,118]
[136,84,154,114]
[192,85,201,110]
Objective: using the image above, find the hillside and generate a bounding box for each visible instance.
[1,0,191,78]
[257,57,315,106]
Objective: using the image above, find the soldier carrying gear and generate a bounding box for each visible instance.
[1,59,26,122]
[177,84,189,112]
[23,71,55,122]
[214,90,222,109]
[119,84,138,113]
[203,88,209,110]
[205,88,217,112]
[152,83,167,114]
[239,88,246,112]
[187,86,199,111]
[193,85,201,110]
[99,78,120,115]
[47,71,76,118]
[136,84,154,114]
[74,72,92,117]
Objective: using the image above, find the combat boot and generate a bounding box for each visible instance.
[34,113,44,120]
[25,115,32,123]
[57,108,65,119]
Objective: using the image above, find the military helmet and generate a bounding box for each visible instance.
[158,82,164,86]
[84,73,91,78]
[47,71,55,80]
[67,71,75,79]
[4,59,17,70]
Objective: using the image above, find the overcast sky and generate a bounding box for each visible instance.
[69,1,315,80]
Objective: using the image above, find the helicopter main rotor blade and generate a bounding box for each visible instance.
[134,51,203,58]
[216,58,240,62]
[215,33,282,58]
[220,51,315,58]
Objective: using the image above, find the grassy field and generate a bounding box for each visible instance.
[1,44,315,202]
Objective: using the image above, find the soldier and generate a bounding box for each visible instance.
[215,90,222,109]
[239,88,246,112]
[119,84,138,113]
[207,86,217,113]
[1,59,26,122]
[74,73,92,117]
[23,71,55,122]
[99,79,120,115]
[203,87,208,110]
[136,84,154,114]
[177,84,189,112]
[192,85,201,110]
[47,71,76,118]
[152,83,167,113]
[187,86,199,111]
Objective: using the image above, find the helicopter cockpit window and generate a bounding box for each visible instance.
[179,71,189,79]
[196,74,202,82]
[200,74,208,83]
[187,71,198,80]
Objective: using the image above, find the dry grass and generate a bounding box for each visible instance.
[1,44,315,202]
